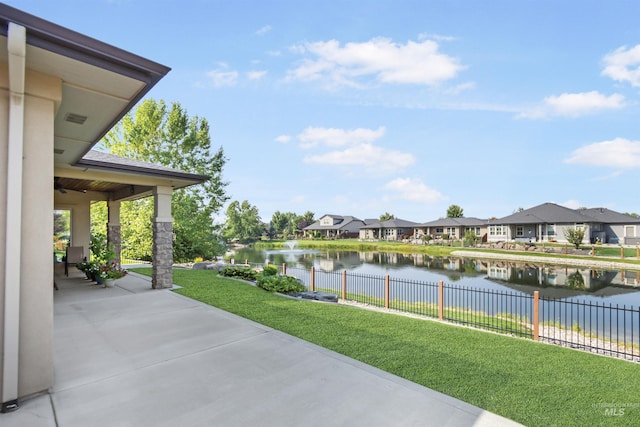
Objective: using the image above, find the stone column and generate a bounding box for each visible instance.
[107,200,121,267]
[152,186,173,289]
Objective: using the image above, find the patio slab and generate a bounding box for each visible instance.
[3,270,523,427]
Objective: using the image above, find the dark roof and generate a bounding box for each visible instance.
[580,208,640,224]
[494,202,593,225]
[417,217,488,227]
[77,150,209,182]
[360,218,419,229]
[304,215,364,231]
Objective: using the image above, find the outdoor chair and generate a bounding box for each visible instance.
[64,246,85,276]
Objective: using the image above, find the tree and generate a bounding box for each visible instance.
[379,212,395,221]
[297,211,315,231]
[98,99,228,262]
[270,211,315,239]
[223,200,263,242]
[446,205,464,218]
[564,228,585,249]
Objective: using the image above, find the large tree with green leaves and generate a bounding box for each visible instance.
[379,212,395,221]
[446,204,464,218]
[97,99,228,262]
[223,200,264,243]
[270,211,315,238]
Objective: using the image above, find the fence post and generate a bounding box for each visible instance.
[245,259,249,265]
[342,270,347,300]
[438,281,444,321]
[621,246,624,259]
[310,266,315,291]
[385,275,390,309]
[282,263,286,275]
[533,291,539,341]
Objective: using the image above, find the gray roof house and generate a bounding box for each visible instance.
[359,218,420,241]
[303,214,365,238]
[415,217,489,240]
[487,202,640,245]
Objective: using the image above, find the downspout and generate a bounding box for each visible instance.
[2,22,26,412]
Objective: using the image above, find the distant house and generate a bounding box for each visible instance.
[487,202,640,245]
[303,214,365,238]
[415,217,488,241]
[580,208,640,245]
[359,218,420,241]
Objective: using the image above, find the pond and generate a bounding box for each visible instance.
[230,246,640,308]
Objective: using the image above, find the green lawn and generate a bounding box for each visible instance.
[134,268,640,426]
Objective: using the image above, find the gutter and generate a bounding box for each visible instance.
[2,21,25,413]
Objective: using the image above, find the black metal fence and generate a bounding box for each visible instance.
[285,265,640,361]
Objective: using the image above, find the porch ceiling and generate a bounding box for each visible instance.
[0,4,170,166]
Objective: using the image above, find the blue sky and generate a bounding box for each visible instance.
[8,0,640,223]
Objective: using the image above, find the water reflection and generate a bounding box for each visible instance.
[230,247,640,305]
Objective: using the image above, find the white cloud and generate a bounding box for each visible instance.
[418,33,458,42]
[602,44,640,87]
[383,178,445,204]
[565,138,640,168]
[303,143,414,174]
[444,81,476,95]
[206,64,238,87]
[298,126,386,149]
[287,37,464,88]
[275,135,291,144]
[518,91,625,119]
[247,70,267,80]
[255,25,272,36]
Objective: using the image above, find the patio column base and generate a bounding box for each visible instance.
[152,220,173,289]
[1,399,19,413]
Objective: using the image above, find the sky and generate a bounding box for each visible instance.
[7,0,640,223]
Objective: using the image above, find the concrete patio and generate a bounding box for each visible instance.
[3,268,522,426]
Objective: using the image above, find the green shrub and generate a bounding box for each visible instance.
[256,275,306,294]
[263,264,279,276]
[219,266,258,281]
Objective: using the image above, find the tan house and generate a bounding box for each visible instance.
[1,5,206,411]
[414,217,488,241]
[303,214,366,238]
[359,218,419,241]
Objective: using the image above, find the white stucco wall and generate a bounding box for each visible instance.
[0,67,60,400]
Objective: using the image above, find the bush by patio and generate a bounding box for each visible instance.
[256,275,305,294]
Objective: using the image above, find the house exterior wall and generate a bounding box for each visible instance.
[604,224,625,244]
[1,68,60,401]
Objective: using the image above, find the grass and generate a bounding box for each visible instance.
[134,268,640,426]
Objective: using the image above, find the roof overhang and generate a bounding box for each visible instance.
[0,4,171,166]
[55,151,209,202]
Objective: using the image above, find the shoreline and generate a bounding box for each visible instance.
[451,250,640,271]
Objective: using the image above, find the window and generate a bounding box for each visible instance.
[516,226,524,237]
[489,225,504,236]
[436,228,444,234]
[546,224,555,236]
[465,227,481,236]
